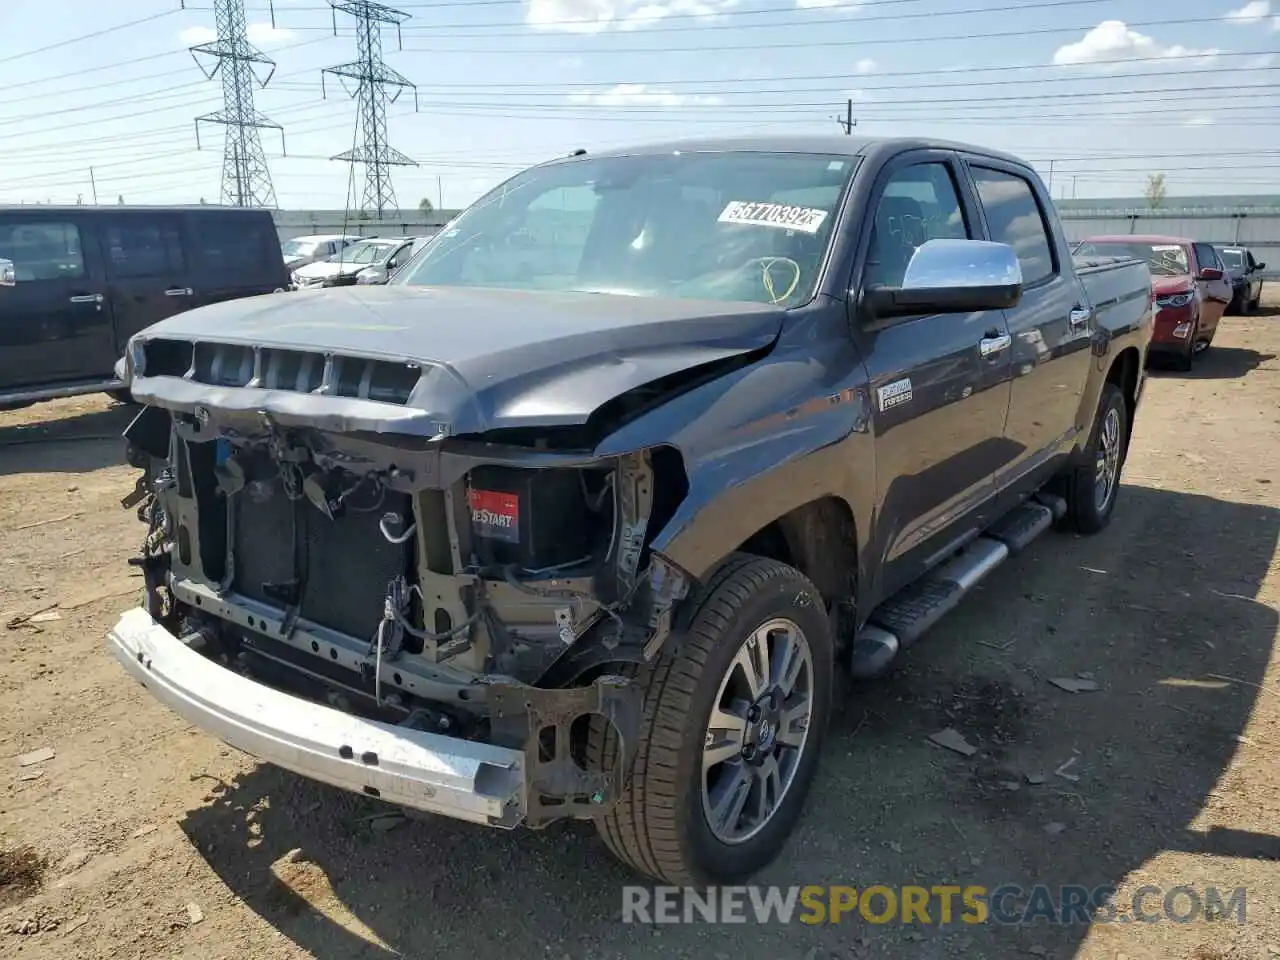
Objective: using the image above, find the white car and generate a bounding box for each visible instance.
[280,234,362,271]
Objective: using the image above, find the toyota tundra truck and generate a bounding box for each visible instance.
[109,136,1153,886]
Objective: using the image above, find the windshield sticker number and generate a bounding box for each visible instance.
[1151,245,1183,252]
[718,201,829,234]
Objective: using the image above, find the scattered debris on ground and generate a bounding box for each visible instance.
[927,727,978,756]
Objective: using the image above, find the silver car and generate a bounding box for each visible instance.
[280,234,362,272]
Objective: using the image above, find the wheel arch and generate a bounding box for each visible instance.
[1106,346,1141,444]
[734,496,859,613]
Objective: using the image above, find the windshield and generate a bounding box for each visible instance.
[1075,240,1190,277]
[281,239,316,258]
[332,240,396,265]
[396,151,858,306]
[1219,249,1244,268]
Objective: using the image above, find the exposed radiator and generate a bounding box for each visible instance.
[231,462,412,641]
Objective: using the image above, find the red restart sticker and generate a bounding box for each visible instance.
[468,489,520,543]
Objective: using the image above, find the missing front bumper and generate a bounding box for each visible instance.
[108,607,641,828]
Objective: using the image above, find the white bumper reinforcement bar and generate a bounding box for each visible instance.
[108,607,526,827]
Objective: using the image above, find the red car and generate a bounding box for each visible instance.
[1074,235,1232,370]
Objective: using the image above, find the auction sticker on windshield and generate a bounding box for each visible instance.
[718,201,829,234]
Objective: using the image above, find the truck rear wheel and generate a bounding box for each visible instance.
[1062,382,1129,535]
[589,554,833,885]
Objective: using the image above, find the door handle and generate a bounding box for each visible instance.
[1069,306,1092,329]
[979,333,1011,358]
[69,294,104,304]
[165,287,193,297]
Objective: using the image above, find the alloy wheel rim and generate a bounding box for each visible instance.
[700,617,815,845]
[1094,406,1122,513]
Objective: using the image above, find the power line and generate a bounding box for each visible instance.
[0,36,330,98]
[393,16,1244,55]
[0,10,181,66]
[274,0,1117,37]
[265,79,1280,113]
[322,0,418,217]
[12,61,1276,131]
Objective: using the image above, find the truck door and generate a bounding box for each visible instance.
[100,212,192,356]
[852,152,1014,598]
[0,214,116,391]
[964,161,1093,495]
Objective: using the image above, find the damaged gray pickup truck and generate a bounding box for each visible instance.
[109,136,1153,885]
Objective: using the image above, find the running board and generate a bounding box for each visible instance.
[849,498,1059,679]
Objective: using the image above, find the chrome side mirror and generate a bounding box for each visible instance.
[0,258,15,287]
[865,239,1023,319]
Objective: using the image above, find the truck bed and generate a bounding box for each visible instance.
[1073,254,1152,329]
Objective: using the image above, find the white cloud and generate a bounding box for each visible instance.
[179,22,293,46]
[1183,115,1215,126]
[179,25,217,45]
[1274,14,1280,28]
[1052,21,1218,66]
[1226,0,1269,22]
[567,83,723,106]
[795,0,863,8]
[854,57,876,74]
[247,23,294,44]
[525,0,739,34]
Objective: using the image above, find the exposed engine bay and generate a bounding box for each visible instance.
[121,401,693,824]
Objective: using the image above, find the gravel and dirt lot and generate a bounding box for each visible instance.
[2,301,1278,960]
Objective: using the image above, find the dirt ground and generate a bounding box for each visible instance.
[2,300,1279,960]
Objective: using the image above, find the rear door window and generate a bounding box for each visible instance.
[0,220,86,281]
[192,215,278,282]
[104,217,185,279]
[969,166,1057,286]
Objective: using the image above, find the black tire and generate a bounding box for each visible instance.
[1063,382,1129,535]
[1171,319,1198,371]
[588,554,834,885]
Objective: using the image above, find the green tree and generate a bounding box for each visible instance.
[418,197,434,213]
[1144,173,1167,210]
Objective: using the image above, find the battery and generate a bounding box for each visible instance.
[466,466,593,572]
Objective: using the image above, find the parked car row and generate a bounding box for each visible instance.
[288,235,429,289]
[1073,235,1265,371]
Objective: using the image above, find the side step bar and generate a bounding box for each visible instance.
[849,494,1067,679]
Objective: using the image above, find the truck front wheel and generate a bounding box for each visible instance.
[589,554,833,885]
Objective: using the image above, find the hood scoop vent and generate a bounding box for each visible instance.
[142,338,422,406]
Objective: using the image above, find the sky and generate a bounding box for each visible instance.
[0,0,1277,210]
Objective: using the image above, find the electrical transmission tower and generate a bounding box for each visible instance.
[322,0,419,218]
[188,0,285,208]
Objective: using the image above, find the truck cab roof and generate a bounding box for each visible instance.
[545,134,1031,168]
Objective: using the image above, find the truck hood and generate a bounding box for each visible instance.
[128,285,786,437]
[1152,275,1194,296]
